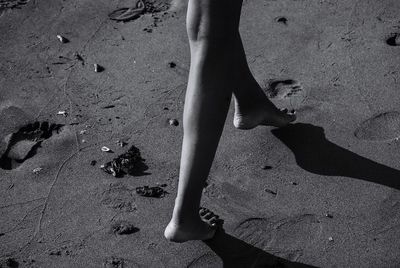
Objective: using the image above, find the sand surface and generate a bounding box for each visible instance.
[1,0,400,267]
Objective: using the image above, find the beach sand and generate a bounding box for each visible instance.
[1,0,400,267]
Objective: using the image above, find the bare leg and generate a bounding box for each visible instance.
[232,33,296,129]
[164,0,243,242]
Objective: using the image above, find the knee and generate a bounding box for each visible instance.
[186,1,240,43]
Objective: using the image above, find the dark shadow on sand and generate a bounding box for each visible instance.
[271,123,400,190]
[203,228,317,268]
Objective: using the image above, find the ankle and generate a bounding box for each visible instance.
[171,204,200,225]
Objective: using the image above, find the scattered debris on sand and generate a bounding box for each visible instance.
[275,16,288,25]
[111,221,139,235]
[101,146,113,153]
[168,119,179,126]
[74,52,85,65]
[56,34,69,43]
[135,185,167,198]
[57,110,68,116]
[103,256,124,268]
[116,140,127,147]
[48,249,62,256]
[94,63,104,73]
[264,188,277,195]
[32,167,43,174]
[101,145,148,177]
[102,105,115,109]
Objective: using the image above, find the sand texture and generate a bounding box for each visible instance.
[1,0,400,267]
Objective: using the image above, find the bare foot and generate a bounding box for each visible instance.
[164,207,221,243]
[233,98,296,130]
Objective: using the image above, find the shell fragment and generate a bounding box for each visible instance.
[57,111,68,116]
[101,146,113,153]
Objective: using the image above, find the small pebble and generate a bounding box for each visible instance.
[94,64,104,73]
[291,181,298,185]
[56,34,69,43]
[169,119,179,126]
[325,213,333,218]
[116,140,127,147]
[57,110,68,117]
[275,16,288,25]
[74,52,84,63]
[264,188,277,195]
[32,167,43,174]
[168,62,176,68]
[90,160,97,166]
[328,236,334,242]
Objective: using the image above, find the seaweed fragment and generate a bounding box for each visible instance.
[111,221,139,235]
[101,145,148,177]
[135,186,167,198]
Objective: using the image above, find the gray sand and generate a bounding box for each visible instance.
[1,0,400,267]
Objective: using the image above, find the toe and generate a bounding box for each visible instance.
[203,212,214,220]
[199,208,209,216]
[209,216,219,225]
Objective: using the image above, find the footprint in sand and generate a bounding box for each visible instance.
[234,214,322,261]
[0,121,64,170]
[264,79,304,100]
[110,221,139,235]
[354,111,400,141]
[0,0,30,10]
[386,33,400,46]
[98,182,137,213]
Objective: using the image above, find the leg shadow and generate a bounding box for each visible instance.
[203,228,318,268]
[271,123,400,190]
